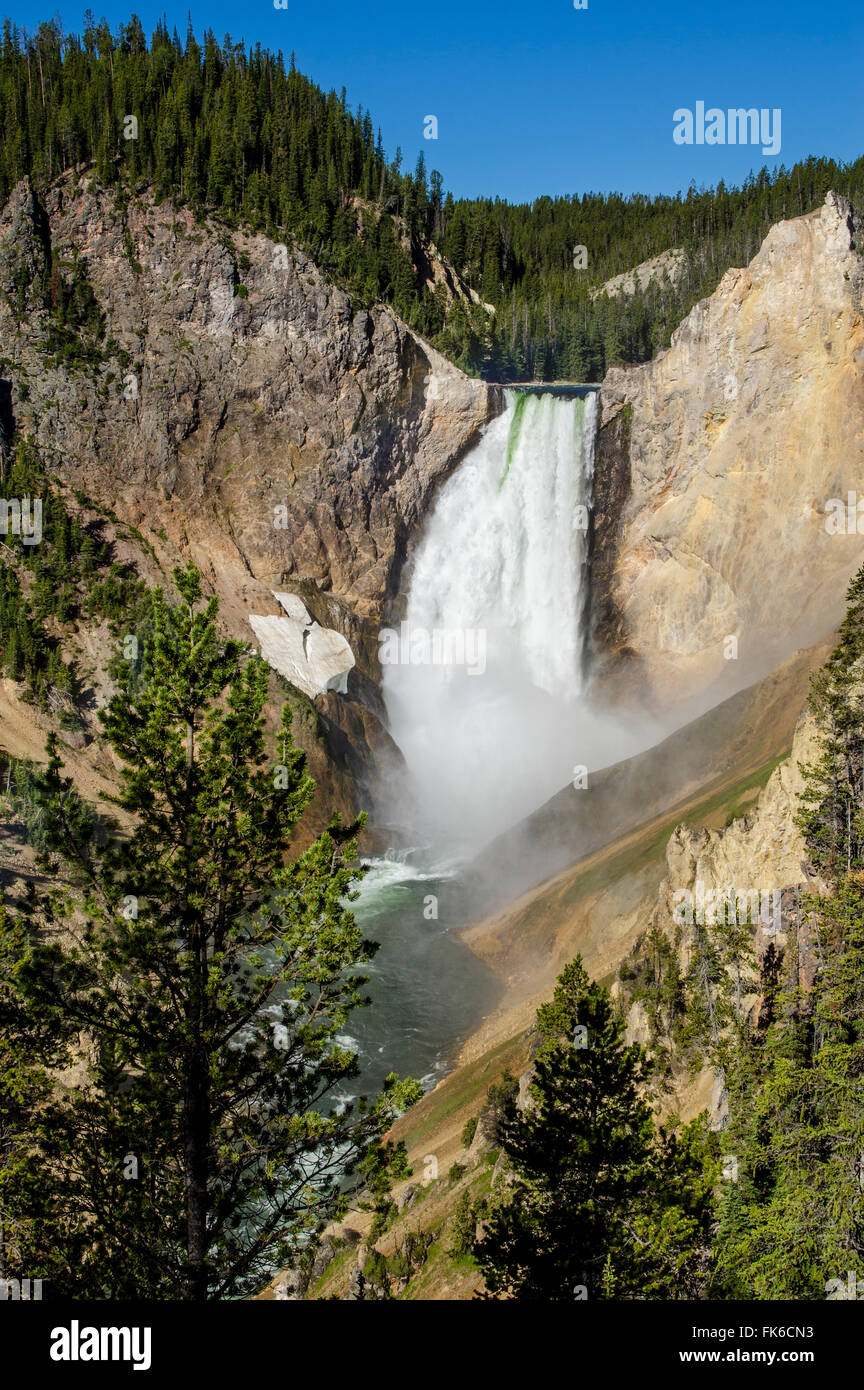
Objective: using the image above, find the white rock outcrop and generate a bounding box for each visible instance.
[593,247,687,300]
[250,593,355,699]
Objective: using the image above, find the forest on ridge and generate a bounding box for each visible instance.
[2,14,863,380]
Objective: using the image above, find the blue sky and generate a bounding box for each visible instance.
[7,0,863,202]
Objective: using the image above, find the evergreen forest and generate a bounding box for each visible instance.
[2,15,863,380]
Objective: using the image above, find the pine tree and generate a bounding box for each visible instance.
[476,957,715,1300]
[1,20,862,383]
[0,565,420,1299]
[712,565,864,1297]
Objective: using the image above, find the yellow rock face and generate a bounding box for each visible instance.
[601,192,864,703]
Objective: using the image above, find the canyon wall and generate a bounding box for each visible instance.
[0,173,495,816]
[594,192,864,705]
[6,174,864,827]
[0,173,494,638]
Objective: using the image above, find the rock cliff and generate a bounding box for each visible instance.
[594,192,864,704]
[616,709,826,1124]
[659,711,820,917]
[0,171,496,817]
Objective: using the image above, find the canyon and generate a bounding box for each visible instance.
[3,171,864,1300]
[4,177,862,782]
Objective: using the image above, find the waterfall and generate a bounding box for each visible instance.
[381,388,602,846]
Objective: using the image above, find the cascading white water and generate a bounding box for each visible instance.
[382,388,613,846]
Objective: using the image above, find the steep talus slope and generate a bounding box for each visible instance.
[592,247,687,300]
[594,192,864,701]
[659,711,820,917]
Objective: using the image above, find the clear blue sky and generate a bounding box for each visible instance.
[7,0,863,202]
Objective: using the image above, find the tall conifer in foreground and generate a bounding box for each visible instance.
[0,565,419,1299]
[475,958,715,1300]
